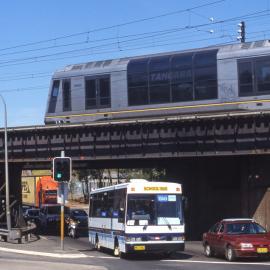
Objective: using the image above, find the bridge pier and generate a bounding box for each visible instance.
[0,163,24,229]
[165,156,270,239]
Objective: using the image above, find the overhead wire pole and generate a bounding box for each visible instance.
[0,94,11,235]
[237,21,246,43]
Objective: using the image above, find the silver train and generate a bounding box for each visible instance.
[45,40,270,124]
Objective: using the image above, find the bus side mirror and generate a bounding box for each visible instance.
[118,209,124,223]
[182,196,188,211]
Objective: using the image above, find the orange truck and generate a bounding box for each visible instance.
[22,176,58,208]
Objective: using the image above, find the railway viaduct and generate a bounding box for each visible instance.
[1,111,270,239]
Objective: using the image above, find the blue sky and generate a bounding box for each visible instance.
[0,0,269,127]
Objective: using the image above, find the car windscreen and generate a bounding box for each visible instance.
[72,210,87,217]
[226,222,267,234]
[126,194,183,226]
[47,206,70,215]
[28,210,40,216]
[45,190,57,195]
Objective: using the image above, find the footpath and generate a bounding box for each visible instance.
[0,234,92,259]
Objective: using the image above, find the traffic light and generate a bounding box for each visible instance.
[237,21,245,43]
[53,157,72,182]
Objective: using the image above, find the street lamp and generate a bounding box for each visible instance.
[0,94,11,233]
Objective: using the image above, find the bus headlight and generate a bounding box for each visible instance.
[172,236,185,241]
[125,237,142,242]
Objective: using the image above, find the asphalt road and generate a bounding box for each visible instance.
[1,236,270,270]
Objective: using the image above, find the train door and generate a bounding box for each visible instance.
[85,76,110,109]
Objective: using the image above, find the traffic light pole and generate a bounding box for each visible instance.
[60,151,65,251]
[53,151,72,251]
[60,182,65,251]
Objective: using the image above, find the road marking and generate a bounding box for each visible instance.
[39,236,48,240]
[0,247,88,258]
[95,256,119,259]
[162,259,270,266]
[0,246,120,260]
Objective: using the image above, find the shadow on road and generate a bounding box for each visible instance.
[89,247,193,261]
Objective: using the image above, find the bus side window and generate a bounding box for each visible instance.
[89,196,93,217]
[114,189,126,223]
[107,191,114,218]
[92,194,102,217]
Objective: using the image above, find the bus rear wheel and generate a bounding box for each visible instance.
[95,236,101,251]
[114,238,121,257]
[114,246,120,256]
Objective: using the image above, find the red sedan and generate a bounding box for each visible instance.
[203,219,270,261]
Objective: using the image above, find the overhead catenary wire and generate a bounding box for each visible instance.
[0,9,268,68]
[0,3,269,97]
[0,0,226,53]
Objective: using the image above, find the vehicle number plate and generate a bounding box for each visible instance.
[257,247,268,253]
[134,245,145,251]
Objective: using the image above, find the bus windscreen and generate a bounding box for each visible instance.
[126,194,183,226]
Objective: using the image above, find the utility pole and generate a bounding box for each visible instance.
[237,21,246,43]
[0,94,11,235]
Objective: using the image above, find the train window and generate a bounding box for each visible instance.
[172,82,193,102]
[171,54,192,71]
[52,81,60,97]
[128,59,148,73]
[62,79,71,111]
[195,84,217,100]
[128,59,149,105]
[127,50,218,106]
[85,79,97,109]
[99,77,111,107]
[194,51,217,100]
[238,62,253,95]
[85,76,111,109]
[48,80,60,113]
[171,54,193,102]
[129,86,149,105]
[149,57,170,104]
[256,59,270,92]
[194,51,216,67]
[150,84,170,104]
[149,56,170,85]
[238,57,270,96]
[128,72,148,87]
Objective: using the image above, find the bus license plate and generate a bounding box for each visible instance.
[134,245,145,251]
[257,248,268,253]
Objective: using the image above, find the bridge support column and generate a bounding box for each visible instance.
[0,163,24,229]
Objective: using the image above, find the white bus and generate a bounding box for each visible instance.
[88,179,185,257]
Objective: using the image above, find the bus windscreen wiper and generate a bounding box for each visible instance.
[162,217,172,230]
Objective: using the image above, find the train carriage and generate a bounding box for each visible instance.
[44,40,270,124]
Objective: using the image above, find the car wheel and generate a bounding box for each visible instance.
[204,244,213,257]
[225,245,236,261]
